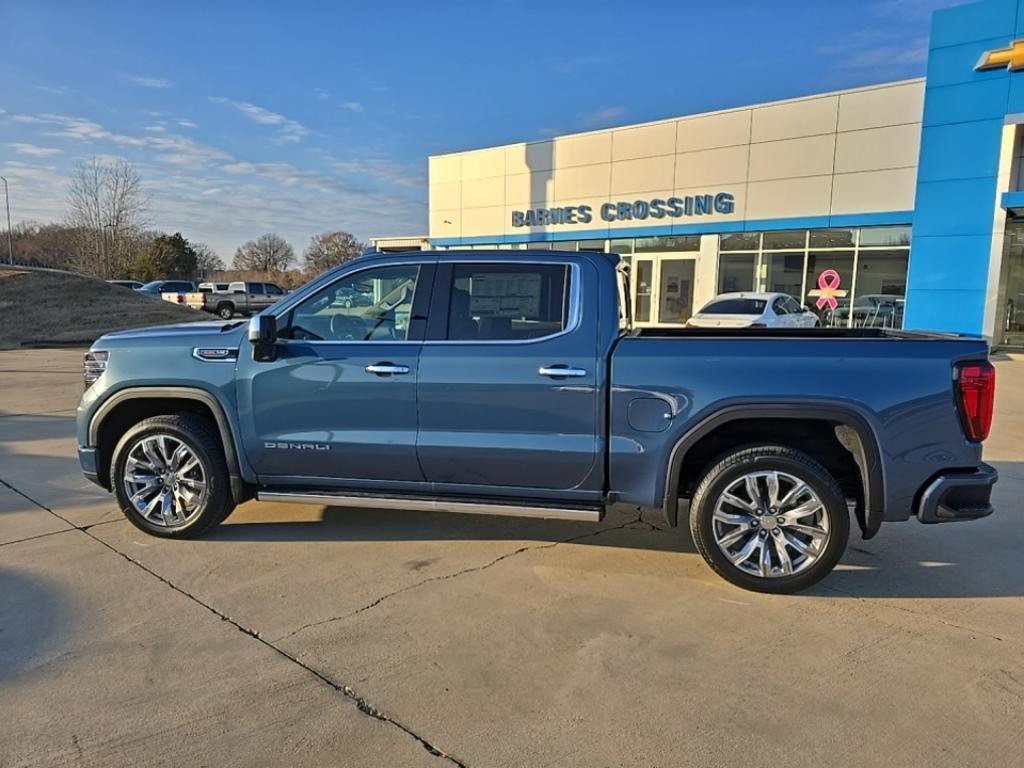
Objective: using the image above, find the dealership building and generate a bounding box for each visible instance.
[418,0,1024,347]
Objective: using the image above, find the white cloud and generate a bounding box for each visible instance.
[11,112,232,168]
[580,106,627,129]
[329,156,424,189]
[314,88,330,100]
[209,97,310,143]
[125,74,172,88]
[341,101,365,113]
[7,142,63,158]
[177,119,198,129]
[35,85,66,95]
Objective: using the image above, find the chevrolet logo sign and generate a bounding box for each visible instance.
[976,40,1024,71]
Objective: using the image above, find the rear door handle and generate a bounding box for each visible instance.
[366,363,411,376]
[539,366,588,378]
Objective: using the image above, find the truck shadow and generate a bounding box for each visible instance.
[213,461,1024,599]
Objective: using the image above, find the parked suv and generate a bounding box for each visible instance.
[138,279,196,296]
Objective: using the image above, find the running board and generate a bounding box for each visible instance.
[256,490,603,522]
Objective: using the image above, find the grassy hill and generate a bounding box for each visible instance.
[0,266,204,349]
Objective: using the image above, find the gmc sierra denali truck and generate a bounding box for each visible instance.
[77,250,998,593]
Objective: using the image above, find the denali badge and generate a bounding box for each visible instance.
[264,442,331,451]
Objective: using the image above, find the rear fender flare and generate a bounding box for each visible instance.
[662,402,885,538]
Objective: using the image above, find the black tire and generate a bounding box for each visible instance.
[110,413,235,539]
[343,298,353,308]
[216,303,235,320]
[688,445,849,594]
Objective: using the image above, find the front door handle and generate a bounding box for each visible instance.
[366,363,411,376]
[539,366,588,378]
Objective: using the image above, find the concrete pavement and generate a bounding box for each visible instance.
[1,348,1022,767]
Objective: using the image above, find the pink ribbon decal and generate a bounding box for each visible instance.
[807,269,848,311]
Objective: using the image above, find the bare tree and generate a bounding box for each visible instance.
[65,157,150,277]
[302,230,364,276]
[193,242,225,276]
[232,233,294,272]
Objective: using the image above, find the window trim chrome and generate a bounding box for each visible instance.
[425,261,582,346]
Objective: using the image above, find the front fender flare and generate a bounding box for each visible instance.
[88,385,251,503]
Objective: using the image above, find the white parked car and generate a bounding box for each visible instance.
[687,292,819,329]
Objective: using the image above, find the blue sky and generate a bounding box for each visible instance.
[0,0,960,260]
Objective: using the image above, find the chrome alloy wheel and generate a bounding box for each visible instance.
[711,470,830,579]
[122,434,208,527]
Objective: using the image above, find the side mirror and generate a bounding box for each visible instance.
[248,315,278,362]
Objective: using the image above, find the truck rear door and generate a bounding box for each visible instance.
[416,258,602,494]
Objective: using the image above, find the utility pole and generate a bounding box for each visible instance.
[1,176,13,266]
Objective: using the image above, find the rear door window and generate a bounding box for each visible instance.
[446,263,571,341]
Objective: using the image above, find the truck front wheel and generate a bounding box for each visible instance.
[688,445,849,594]
[110,413,236,538]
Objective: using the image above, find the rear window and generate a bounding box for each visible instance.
[700,298,766,315]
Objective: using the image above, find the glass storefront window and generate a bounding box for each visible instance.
[762,230,806,250]
[764,252,806,297]
[635,235,700,253]
[552,241,578,251]
[658,259,696,324]
[859,226,911,247]
[634,259,653,323]
[609,238,634,255]
[809,228,855,248]
[805,251,855,327]
[718,254,757,293]
[852,250,909,329]
[578,239,606,252]
[721,232,760,251]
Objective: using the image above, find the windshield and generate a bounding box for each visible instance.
[700,298,766,315]
[140,281,164,291]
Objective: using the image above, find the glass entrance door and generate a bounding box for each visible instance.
[1001,222,1024,347]
[630,255,697,327]
[658,258,696,325]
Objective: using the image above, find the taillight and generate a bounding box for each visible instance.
[84,351,108,389]
[956,362,995,441]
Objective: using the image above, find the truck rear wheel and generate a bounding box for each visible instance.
[110,413,235,538]
[216,303,234,319]
[688,445,849,594]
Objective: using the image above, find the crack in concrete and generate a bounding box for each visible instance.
[822,584,1009,643]
[274,516,649,645]
[0,473,469,766]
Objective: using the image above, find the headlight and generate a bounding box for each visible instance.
[84,351,108,389]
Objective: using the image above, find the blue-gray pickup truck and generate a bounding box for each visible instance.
[76,250,998,593]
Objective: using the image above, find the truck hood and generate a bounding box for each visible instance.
[97,320,247,344]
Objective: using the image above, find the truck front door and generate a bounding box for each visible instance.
[236,262,432,484]
[416,259,602,494]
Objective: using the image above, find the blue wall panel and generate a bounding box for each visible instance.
[922,78,1011,126]
[916,119,1004,181]
[931,0,1017,48]
[905,235,998,291]
[904,288,987,334]
[905,0,1020,334]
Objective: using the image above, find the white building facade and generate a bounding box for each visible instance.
[419,0,1024,348]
